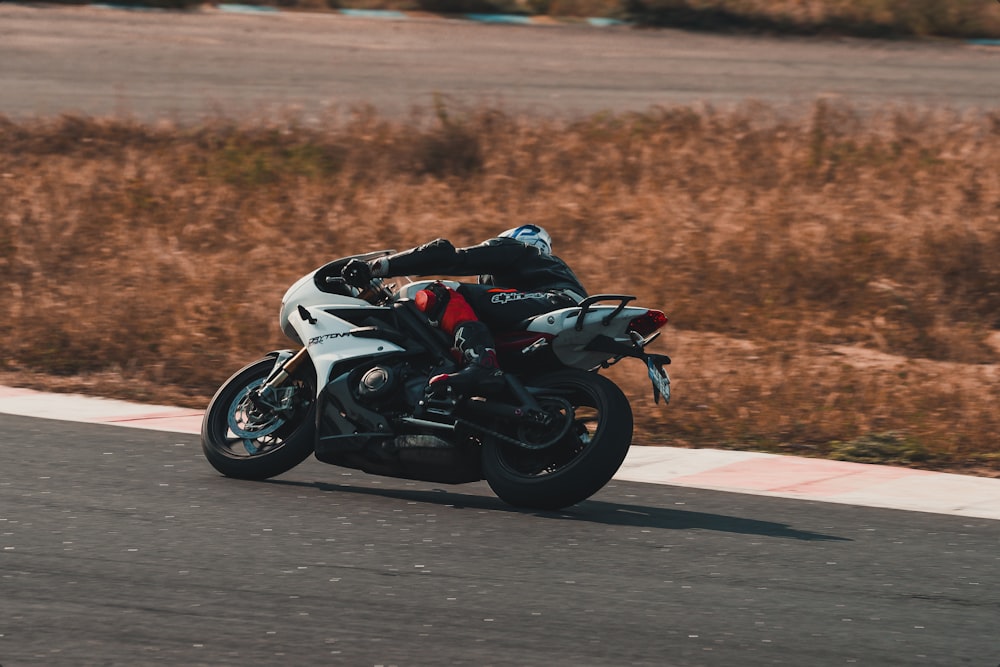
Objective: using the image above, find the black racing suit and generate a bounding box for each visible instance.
[375,237,589,332]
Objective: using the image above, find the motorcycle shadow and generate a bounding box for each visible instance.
[263,478,850,543]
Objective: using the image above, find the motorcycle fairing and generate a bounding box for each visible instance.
[522,303,654,369]
[284,304,405,398]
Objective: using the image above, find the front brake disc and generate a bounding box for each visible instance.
[227,379,287,440]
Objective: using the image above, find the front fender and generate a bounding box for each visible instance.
[260,349,297,382]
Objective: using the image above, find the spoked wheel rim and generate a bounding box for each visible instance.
[207,374,313,461]
[223,378,289,456]
[202,356,318,480]
[513,396,575,451]
[482,369,633,510]
[494,385,603,478]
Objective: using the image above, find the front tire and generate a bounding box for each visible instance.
[201,357,316,480]
[482,369,633,510]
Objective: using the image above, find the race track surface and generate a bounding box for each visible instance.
[2,413,999,666]
[1,4,998,121]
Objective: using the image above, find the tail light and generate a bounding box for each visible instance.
[627,309,668,337]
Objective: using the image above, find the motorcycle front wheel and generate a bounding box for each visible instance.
[201,356,316,480]
[482,369,633,510]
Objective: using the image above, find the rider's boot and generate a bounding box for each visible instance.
[428,321,505,397]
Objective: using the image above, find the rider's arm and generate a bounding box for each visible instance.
[450,239,539,274]
[372,238,535,278]
[370,238,460,278]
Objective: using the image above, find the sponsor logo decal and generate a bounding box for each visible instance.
[308,332,353,346]
[490,291,548,304]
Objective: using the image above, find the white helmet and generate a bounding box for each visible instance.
[498,225,552,255]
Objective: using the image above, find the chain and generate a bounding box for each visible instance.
[455,418,529,448]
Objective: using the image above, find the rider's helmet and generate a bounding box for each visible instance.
[498,225,552,255]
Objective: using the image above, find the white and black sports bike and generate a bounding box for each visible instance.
[201,251,671,510]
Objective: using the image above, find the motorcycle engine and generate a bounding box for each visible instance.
[354,362,434,412]
[357,365,396,400]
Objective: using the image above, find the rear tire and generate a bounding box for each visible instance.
[482,369,633,510]
[201,357,316,480]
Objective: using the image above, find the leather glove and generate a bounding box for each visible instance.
[341,259,373,289]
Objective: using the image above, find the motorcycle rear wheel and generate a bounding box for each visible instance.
[482,369,633,510]
[201,357,316,480]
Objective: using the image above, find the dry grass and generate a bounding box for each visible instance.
[2,101,999,474]
[618,0,1000,37]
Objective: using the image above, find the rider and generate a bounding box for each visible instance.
[340,225,588,396]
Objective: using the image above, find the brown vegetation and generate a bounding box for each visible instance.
[2,101,999,473]
[618,0,1000,37]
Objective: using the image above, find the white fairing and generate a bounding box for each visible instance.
[279,266,404,397]
[524,305,650,369]
[279,274,366,343]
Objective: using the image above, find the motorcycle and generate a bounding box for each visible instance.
[201,251,671,510]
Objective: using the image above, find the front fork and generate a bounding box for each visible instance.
[263,348,310,387]
[251,348,312,414]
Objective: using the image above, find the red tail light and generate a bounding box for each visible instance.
[627,309,668,336]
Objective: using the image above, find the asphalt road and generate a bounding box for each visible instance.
[1,5,998,121]
[2,414,998,666]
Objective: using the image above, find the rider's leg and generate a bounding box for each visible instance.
[414,282,504,395]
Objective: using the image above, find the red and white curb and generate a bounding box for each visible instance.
[0,385,204,434]
[2,385,998,520]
